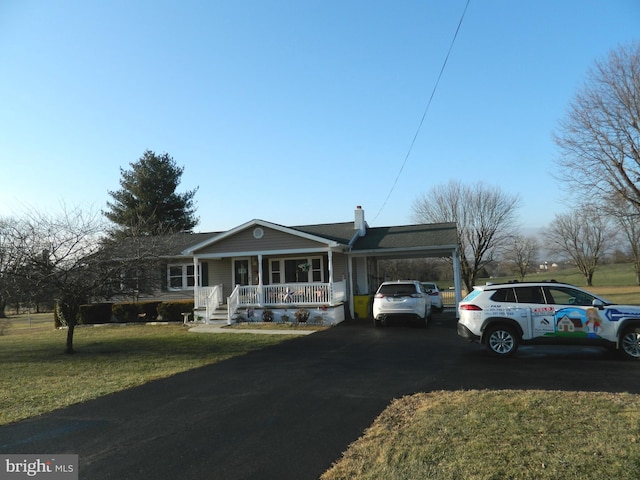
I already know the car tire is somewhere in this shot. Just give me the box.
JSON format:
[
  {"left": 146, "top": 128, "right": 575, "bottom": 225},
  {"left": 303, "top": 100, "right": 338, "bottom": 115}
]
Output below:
[
  {"left": 619, "top": 326, "right": 640, "bottom": 360},
  {"left": 485, "top": 325, "right": 519, "bottom": 357},
  {"left": 418, "top": 309, "right": 431, "bottom": 329}
]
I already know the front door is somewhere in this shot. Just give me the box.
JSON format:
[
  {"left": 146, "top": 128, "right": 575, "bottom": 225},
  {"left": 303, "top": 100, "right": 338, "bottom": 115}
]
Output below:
[{"left": 233, "top": 259, "right": 250, "bottom": 286}]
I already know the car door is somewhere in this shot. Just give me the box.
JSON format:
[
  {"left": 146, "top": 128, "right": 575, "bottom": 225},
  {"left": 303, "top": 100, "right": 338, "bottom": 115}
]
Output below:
[
  {"left": 543, "top": 285, "right": 612, "bottom": 341},
  {"left": 512, "top": 286, "right": 551, "bottom": 339}
]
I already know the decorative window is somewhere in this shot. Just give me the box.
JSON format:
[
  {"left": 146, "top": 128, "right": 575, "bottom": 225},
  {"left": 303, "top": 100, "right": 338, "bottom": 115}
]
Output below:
[{"left": 168, "top": 264, "right": 195, "bottom": 290}]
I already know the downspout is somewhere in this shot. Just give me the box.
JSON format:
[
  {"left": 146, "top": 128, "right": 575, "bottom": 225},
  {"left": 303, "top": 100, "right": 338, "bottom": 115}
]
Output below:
[
  {"left": 257, "top": 254, "right": 263, "bottom": 306},
  {"left": 453, "top": 248, "right": 463, "bottom": 318}
]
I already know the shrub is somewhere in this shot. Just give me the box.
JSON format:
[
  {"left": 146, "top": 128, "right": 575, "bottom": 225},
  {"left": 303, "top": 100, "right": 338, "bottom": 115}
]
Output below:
[
  {"left": 79, "top": 303, "right": 113, "bottom": 324},
  {"left": 112, "top": 303, "right": 141, "bottom": 323},
  {"left": 262, "top": 309, "right": 274, "bottom": 322},
  {"left": 295, "top": 308, "right": 310, "bottom": 322},
  {"left": 138, "top": 301, "right": 162, "bottom": 321},
  {"left": 157, "top": 300, "right": 194, "bottom": 322}
]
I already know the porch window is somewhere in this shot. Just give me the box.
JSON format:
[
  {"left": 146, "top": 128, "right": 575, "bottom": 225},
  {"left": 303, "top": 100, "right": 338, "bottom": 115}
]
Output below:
[
  {"left": 311, "top": 258, "right": 322, "bottom": 282},
  {"left": 269, "top": 257, "right": 324, "bottom": 283},
  {"left": 270, "top": 260, "right": 281, "bottom": 284},
  {"left": 168, "top": 264, "right": 195, "bottom": 290}
]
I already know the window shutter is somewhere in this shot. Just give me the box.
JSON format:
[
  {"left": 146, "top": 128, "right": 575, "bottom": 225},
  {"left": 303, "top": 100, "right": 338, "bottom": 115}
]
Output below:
[{"left": 201, "top": 262, "right": 209, "bottom": 287}]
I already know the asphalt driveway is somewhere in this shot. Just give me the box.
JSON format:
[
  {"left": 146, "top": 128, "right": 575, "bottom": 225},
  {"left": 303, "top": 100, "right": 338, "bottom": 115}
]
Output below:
[{"left": 2, "top": 312, "right": 639, "bottom": 479}]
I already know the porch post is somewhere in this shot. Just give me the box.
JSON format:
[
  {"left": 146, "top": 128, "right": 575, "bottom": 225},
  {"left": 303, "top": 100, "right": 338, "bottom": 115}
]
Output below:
[
  {"left": 257, "top": 254, "right": 264, "bottom": 306},
  {"left": 347, "top": 254, "right": 354, "bottom": 318},
  {"left": 193, "top": 256, "right": 200, "bottom": 309},
  {"left": 328, "top": 249, "right": 334, "bottom": 306}
]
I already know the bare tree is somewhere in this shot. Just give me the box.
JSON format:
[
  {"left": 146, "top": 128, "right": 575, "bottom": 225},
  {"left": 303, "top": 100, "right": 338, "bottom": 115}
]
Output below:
[
  {"left": 12, "top": 207, "right": 110, "bottom": 353},
  {"left": 554, "top": 41, "right": 640, "bottom": 212},
  {"left": 412, "top": 180, "right": 521, "bottom": 291},
  {"left": 545, "top": 207, "right": 615, "bottom": 286},
  {"left": 605, "top": 196, "right": 640, "bottom": 285},
  {"left": 503, "top": 234, "right": 539, "bottom": 281}
]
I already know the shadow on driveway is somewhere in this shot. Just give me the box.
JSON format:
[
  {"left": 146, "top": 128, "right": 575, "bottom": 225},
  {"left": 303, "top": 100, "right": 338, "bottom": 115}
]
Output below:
[{"left": 1, "top": 311, "right": 638, "bottom": 479}]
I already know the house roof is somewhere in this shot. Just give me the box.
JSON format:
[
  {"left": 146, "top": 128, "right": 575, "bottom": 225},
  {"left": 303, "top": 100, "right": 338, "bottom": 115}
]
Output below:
[
  {"left": 104, "top": 231, "right": 220, "bottom": 259},
  {"left": 289, "top": 221, "right": 359, "bottom": 245},
  {"left": 350, "top": 222, "right": 458, "bottom": 257},
  {"left": 105, "top": 218, "right": 458, "bottom": 261}
]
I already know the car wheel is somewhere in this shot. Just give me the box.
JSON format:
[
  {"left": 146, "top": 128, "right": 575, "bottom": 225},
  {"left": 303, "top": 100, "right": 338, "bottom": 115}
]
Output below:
[
  {"left": 619, "top": 326, "right": 640, "bottom": 360},
  {"left": 485, "top": 325, "right": 519, "bottom": 357}
]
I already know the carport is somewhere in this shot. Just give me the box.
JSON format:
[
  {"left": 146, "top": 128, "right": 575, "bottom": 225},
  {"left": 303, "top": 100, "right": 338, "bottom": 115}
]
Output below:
[{"left": 346, "top": 222, "right": 462, "bottom": 319}]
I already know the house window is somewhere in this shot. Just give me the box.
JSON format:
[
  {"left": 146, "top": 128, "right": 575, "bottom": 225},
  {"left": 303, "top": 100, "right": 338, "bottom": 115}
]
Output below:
[
  {"left": 168, "top": 264, "right": 195, "bottom": 290},
  {"left": 270, "top": 260, "right": 281, "bottom": 284},
  {"left": 311, "top": 258, "right": 322, "bottom": 282},
  {"left": 270, "top": 257, "right": 324, "bottom": 283}
]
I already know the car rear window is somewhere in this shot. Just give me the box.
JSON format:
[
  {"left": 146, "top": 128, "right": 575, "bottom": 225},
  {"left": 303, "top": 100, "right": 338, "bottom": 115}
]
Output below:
[{"left": 378, "top": 284, "right": 417, "bottom": 296}]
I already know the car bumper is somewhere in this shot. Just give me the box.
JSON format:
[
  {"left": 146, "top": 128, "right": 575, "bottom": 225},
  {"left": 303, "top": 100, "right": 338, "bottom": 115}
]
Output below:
[{"left": 457, "top": 322, "right": 480, "bottom": 342}]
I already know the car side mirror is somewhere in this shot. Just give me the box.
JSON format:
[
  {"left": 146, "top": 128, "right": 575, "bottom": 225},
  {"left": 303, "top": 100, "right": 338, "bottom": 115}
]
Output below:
[{"left": 592, "top": 298, "right": 604, "bottom": 309}]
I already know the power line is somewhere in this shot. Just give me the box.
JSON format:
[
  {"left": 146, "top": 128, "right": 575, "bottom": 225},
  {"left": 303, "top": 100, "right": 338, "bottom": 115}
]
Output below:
[{"left": 371, "top": 0, "right": 471, "bottom": 224}]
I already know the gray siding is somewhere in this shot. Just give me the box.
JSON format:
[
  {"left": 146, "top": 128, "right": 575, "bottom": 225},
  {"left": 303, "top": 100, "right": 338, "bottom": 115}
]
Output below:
[{"left": 195, "top": 226, "right": 329, "bottom": 255}]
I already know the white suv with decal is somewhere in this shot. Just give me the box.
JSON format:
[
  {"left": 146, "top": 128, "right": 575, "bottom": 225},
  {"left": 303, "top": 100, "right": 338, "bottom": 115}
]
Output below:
[{"left": 457, "top": 281, "right": 640, "bottom": 359}]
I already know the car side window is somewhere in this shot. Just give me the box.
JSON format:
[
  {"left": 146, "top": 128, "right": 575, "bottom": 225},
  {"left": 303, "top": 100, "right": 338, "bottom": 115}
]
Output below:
[
  {"left": 514, "top": 286, "right": 545, "bottom": 304},
  {"left": 546, "top": 286, "right": 595, "bottom": 306},
  {"left": 489, "top": 288, "right": 516, "bottom": 303}
]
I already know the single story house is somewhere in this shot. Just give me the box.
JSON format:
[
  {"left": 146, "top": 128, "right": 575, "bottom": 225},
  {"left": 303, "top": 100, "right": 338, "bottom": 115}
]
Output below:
[{"left": 175, "top": 206, "right": 463, "bottom": 325}]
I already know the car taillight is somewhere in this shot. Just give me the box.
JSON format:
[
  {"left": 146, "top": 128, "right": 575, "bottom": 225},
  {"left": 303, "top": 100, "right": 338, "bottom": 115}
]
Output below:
[{"left": 459, "top": 304, "right": 482, "bottom": 311}]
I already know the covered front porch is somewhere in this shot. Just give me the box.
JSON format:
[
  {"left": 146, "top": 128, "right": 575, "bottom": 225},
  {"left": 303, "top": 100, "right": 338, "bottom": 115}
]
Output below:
[{"left": 195, "top": 280, "right": 347, "bottom": 325}]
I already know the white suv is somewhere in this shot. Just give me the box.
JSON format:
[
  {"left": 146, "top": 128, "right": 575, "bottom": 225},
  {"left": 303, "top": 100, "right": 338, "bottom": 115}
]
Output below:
[
  {"left": 373, "top": 280, "right": 432, "bottom": 328},
  {"left": 457, "top": 281, "right": 640, "bottom": 359}
]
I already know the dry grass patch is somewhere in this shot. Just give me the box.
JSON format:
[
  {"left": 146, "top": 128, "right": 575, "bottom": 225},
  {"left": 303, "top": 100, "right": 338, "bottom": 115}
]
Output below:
[{"left": 322, "top": 390, "right": 640, "bottom": 480}]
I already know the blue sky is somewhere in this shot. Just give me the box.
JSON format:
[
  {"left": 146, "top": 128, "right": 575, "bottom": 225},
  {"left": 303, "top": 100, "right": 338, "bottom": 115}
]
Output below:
[{"left": 1, "top": 1, "right": 638, "bottom": 233}]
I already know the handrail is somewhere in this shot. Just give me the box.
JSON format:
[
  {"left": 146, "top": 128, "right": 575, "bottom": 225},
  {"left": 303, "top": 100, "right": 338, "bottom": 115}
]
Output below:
[
  {"left": 227, "top": 285, "right": 240, "bottom": 325},
  {"left": 205, "top": 284, "right": 223, "bottom": 323}
]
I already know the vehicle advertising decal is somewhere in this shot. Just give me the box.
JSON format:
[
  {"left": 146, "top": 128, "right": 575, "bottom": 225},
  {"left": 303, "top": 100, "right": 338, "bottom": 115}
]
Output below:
[
  {"left": 604, "top": 308, "right": 637, "bottom": 322},
  {"left": 532, "top": 306, "right": 555, "bottom": 335},
  {"left": 550, "top": 307, "right": 603, "bottom": 338}
]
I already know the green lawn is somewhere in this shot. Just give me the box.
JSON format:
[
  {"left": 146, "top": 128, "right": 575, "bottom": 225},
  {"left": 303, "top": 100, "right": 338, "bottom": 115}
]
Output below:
[
  {"left": 3, "top": 277, "right": 640, "bottom": 479},
  {"left": 321, "top": 390, "right": 640, "bottom": 480},
  {"left": 0, "top": 324, "right": 295, "bottom": 425}
]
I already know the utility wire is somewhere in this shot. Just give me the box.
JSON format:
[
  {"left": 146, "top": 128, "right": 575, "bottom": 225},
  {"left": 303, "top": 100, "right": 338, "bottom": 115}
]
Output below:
[{"left": 371, "top": 0, "right": 471, "bottom": 224}]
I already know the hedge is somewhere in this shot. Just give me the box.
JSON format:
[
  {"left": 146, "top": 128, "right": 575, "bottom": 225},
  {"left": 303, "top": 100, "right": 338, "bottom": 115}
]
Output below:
[
  {"left": 112, "top": 301, "right": 163, "bottom": 323},
  {"left": 157, "top": 300, "right": 194, "bottom": 322},
  {"left": 79, "top": 303, "right": 113, "bottom": 324}
]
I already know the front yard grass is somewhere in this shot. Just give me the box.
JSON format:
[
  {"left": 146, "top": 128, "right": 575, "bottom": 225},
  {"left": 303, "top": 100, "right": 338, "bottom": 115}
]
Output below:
[
  {"left": 0, "top": 324, "right": 295, "bottom": 426},
  {"left": 321, "top": 389, "right": 640, "bottom": 480}
]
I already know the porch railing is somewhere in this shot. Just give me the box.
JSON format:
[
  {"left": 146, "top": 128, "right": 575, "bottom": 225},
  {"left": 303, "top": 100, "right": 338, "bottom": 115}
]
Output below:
[
  {"left": 195, "top": 285, "right": 224, "bottom": 321},
  {"left": 226, "top": 280, "right": 347, "bottom": 324}
]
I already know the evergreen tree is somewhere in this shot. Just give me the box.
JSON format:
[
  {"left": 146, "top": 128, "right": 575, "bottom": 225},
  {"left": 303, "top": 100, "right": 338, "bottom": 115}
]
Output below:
[{"left": 104, "top": 150, "right": 199, "bottom": 236}]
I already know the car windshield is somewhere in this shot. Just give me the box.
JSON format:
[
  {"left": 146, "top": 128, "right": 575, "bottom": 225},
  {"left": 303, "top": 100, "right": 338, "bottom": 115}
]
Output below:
[{"left": 378, "top": 284, "right": 416, "bottom": 296}]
